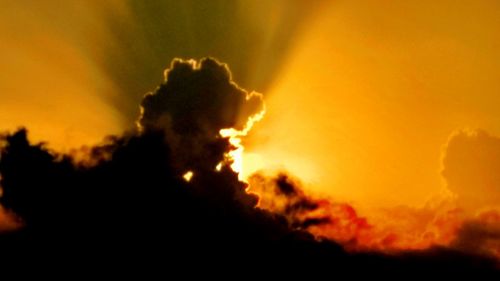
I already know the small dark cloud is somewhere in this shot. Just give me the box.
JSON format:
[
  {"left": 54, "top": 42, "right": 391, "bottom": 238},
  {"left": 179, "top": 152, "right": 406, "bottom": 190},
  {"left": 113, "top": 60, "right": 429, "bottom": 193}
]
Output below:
[
  {"left": 452, "top": 208, "right": 500, "bottom": 257},
  {"left": 248, "top": 172, "right": 327, "bottom": 229}
]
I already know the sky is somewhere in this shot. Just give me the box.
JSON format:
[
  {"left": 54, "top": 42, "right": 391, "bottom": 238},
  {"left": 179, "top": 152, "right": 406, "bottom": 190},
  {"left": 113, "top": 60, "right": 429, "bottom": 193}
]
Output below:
[
  {"left": 0, "top": 0, "right": 500, "bottom": 240},
  {"left": 243, "top": 0, "right": 500, "bottom": 208},
  {"left": 0, "top": 0, "right": 322, "bottom": 149}
]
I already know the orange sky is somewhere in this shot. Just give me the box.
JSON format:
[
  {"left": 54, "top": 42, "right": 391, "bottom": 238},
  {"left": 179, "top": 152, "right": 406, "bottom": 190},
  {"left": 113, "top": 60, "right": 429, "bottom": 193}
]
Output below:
[
  {"left": 243, "top": 0, "right": 500, "bottom": 208},
  {"left": 0, "top": 1, "right": 126, "bottom": 150},
  {"left": 1, "top": 0, "right": 499, "bottom": 211}
]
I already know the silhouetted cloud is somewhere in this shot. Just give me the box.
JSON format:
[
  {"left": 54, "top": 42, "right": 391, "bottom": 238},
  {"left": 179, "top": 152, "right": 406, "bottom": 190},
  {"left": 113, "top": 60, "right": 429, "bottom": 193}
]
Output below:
[
  {"left": 450, "top": 208, "right": 500, "bottom": 258},
  {"left": 138, "top": 58, "right": 262, "bottom": 172},
  {"left": 248, "top": 171, "right": 371, "bottom": 246},
  {"left": 0, "top": 59, "right": 497, "bottom": 275},
  {"left": 139, "top": 58, "right": 263, "bottom": 134}
]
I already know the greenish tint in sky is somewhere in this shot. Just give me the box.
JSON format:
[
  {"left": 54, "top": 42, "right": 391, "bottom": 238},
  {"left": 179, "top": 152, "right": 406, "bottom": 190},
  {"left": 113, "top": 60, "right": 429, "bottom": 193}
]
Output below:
[
  {"left": 0, "top": 0, "right": 323, "bottom": 141},
  {"left": 101, "top": 0, "right": 323, "bottom": 125}
]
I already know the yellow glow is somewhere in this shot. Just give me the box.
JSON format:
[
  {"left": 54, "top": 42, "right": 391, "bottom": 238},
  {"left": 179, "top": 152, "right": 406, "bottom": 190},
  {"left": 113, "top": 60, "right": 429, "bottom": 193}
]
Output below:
[
  {"left": 219, "top": 101, "right": 266, "bottom": 179},
  {"left": 183, "top": 171, "right": 194, "bottom": 182},
  {"left": 215, "top": 162, "right": 223, "bottom": 172},
  {"left": 240, "top": 151, "right": 319, "bottom": 185},
  {"left": 244, "top": 0, "right": 500, "bottom": 207}
]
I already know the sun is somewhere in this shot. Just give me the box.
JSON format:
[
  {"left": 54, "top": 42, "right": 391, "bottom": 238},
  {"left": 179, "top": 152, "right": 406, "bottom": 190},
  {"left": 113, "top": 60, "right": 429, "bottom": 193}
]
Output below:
[{"left": 219, "top": 102, "right": 266, "bottom": 180}]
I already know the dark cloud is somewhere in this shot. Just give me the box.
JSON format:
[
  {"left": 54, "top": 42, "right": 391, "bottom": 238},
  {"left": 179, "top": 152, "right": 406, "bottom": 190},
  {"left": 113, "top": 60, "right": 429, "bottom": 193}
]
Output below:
[
  {"left": 138, "top": 58, "right": 262, "bottom": 173},
  {"left": 249, "top": 171, "right": 374, "bottom": 248},
  {"left": 0, "top": 59, "right": 497, "bottom": 275},
  {"left": 451, "top": 208, "right": 500, "bottom": 257},
  {"left": 139, "top": 58, "right": 263, "bottom": 134},
  {"left": 248, "top": 172, "right": 330, "bottom": 229}
]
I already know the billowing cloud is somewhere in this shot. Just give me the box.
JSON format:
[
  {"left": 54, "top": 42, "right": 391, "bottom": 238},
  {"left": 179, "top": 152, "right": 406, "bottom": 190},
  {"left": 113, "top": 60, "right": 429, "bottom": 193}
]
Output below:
[
  {"left": 439, "top": 129, "right": 500, "bottom": 258},
  {"left": 138, "top": 58, "right": 263, "bottom": 172},
  {"left": 0, "top": 59, "right": 497, "bottom": 274},
  {"left": 452, "top": 208, "right": 500, "bottom": 257},
  {"left": 248, "top": 172, "right": 370, "bottom": 246},
  {"left": 442, "top": 129, "right": 500, "bottom": 210},
  {"left": 139, "top": 58, "right": 263, "bottom": 134},
  {"left": 250, "top": 171, "right": 457, "bottom": 252}
]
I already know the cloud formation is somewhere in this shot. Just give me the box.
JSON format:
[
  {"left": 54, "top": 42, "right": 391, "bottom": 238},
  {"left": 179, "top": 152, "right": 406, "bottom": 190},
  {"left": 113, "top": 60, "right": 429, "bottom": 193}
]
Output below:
[
  {"left": 0, "top": 59, "right": 497, "bottom": 275},
  {"left": 439, "top": 129, "right": 500, "bottom": 259},
  {"left": 442, "top": 129, "right": 500, "bottom": 210},
  {"left": 452, "top": 208, "right": 500, "bottom": 257},
  {"left": 138, "top": 58, "right": 263, "bottom": 172}
]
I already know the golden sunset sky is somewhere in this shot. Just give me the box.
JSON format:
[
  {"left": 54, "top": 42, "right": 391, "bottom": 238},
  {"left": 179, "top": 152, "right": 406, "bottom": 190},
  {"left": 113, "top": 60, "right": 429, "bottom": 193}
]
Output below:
[{"left": 1, "top": 0, "right": 499, "bottom": 210}]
